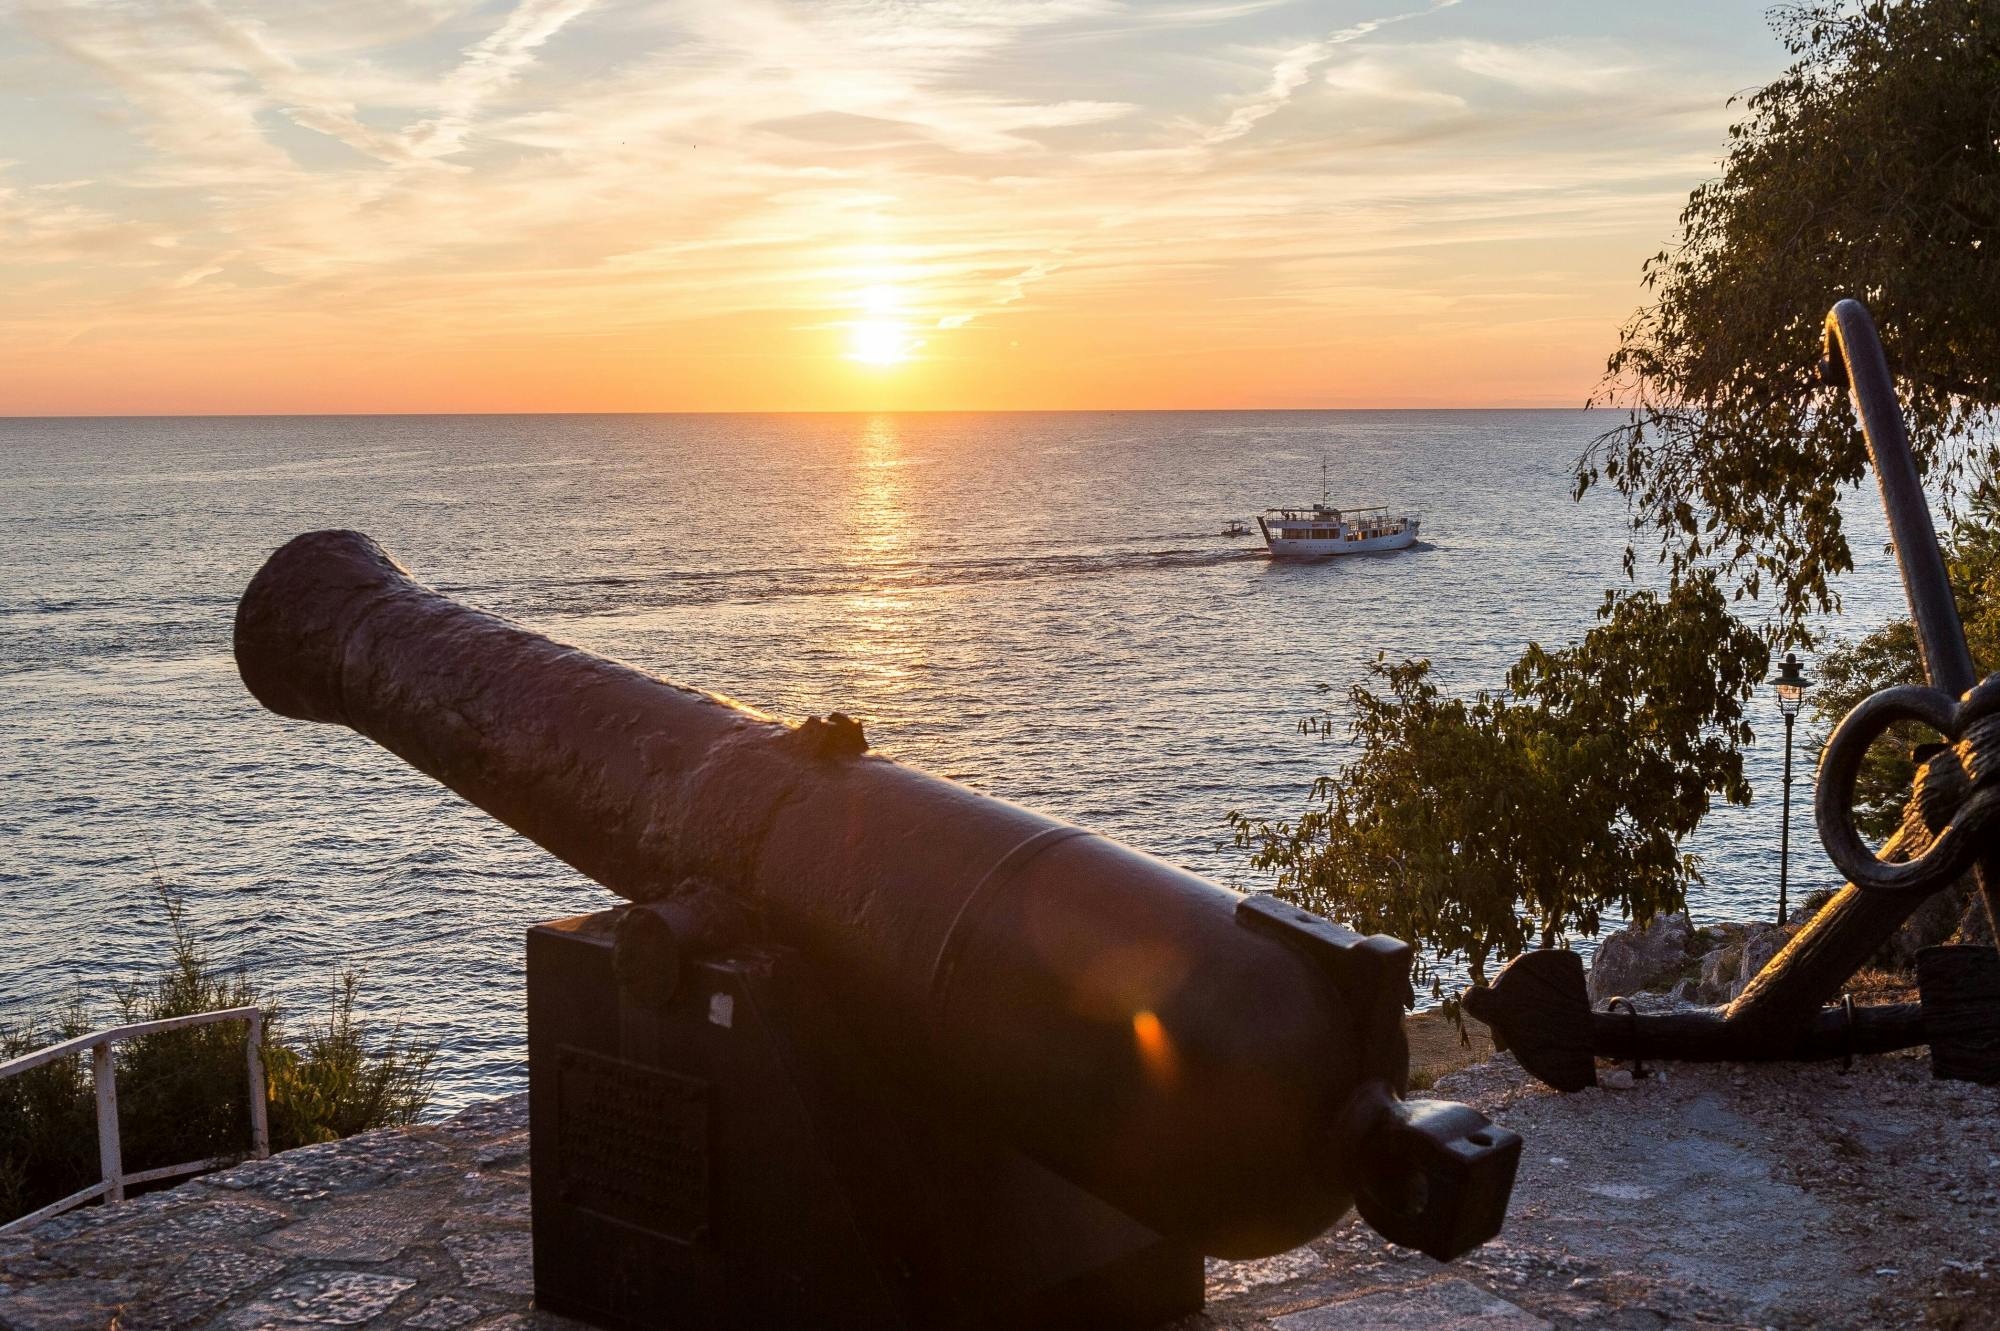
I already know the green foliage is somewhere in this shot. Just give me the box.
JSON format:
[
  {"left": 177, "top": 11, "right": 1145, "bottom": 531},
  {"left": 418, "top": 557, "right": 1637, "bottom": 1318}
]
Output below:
[
  {"left": 1581, "top": 0, "right": 2000, "bottom": 636},
  {"left": 264, "top": 973, "right": 435, "bottom": 1148},
  {"left": 1810, "top": 474, "right": 2000, "bottom": 840},
  {"left": 0, "top": 888, "right": 436, "bottom": 1226},
  {"left": 1233, "top": 0, "right": 1996, "bottom": 1012},
  {"left": 0, "top": 999, "right": 96, "bottom": 1227},
  {"left": 1232, "top": 575, "right": 1768, "bottom": 993},
  {"left": 1809, "top": 617, "right": 1925, "bottom": 842},
  {"left": 109, "top": 890, "right": 274, "bottom": 1184}
]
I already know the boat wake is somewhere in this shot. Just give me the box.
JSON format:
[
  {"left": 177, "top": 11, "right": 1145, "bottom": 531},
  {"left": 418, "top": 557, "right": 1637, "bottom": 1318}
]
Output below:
[
  {"left": 484, "top": 544, "right": 1269, "bottom": 619},
  {"left": 0, "top": 545, "right": 1270, "bottom": 674}
]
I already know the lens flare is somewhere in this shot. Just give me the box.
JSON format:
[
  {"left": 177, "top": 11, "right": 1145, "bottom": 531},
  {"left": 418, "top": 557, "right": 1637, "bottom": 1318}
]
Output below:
[{"left": 1132, "top": 1008, "right": 1181, "bottom": 1088}]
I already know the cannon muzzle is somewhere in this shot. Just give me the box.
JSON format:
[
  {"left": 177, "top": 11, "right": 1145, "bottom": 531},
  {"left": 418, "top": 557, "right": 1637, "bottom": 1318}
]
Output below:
[{"left": 236, "top": 530, "right": 1518, "bottom": 1262}]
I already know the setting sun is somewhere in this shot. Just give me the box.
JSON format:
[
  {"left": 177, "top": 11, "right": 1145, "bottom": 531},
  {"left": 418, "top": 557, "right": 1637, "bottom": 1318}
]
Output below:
[{"left": 849, "top": 320, "right": 914, "bottom": 367}]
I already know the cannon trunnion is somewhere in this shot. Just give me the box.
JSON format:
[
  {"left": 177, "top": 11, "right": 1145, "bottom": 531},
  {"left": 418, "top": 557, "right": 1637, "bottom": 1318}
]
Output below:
[{"left": 236, "top": 530, "right": 1522, "bottom": 1330}]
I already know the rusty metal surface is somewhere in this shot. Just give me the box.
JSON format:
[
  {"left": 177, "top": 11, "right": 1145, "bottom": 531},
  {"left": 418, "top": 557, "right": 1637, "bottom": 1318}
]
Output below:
[
  {"left": 1813, "top": 299, "right": 2000, "bottom": 912},
  {"left": 1816, "top": 680, "right": 2000, "bottom": 898},
  {"left": 1708, "top": 300, "right": 2000, "bottom": 1032},
  {"left": 235, "top": 529, "right": 1518, "bottom": 1261},
  {"left": 1822, "top": 299, "right": 1976, "bottom": 693}
]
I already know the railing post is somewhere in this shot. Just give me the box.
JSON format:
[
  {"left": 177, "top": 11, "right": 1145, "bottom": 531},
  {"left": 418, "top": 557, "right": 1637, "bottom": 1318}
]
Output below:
[
  {"left": 245, "top": 1009, "right": 271, "bottom": 1159},
  {"left": 92, "top": 1040, "right": 123, "bottom": 1203}
]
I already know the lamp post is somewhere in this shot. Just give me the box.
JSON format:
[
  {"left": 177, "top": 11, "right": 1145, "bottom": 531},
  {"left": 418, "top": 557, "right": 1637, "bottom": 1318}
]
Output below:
[{"left": 1773, "top": 651, "right": 1812, "bottom": 925}]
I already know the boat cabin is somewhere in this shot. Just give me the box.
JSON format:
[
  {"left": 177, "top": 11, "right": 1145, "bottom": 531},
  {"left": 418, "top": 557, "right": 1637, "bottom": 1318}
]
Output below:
[{"left": 1262, "top": 505, "right": 1401, "bottom": 543}]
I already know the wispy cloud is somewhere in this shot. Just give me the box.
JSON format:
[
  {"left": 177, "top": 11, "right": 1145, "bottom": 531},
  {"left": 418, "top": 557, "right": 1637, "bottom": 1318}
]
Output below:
[
  {"left": 1199, "top": 0, "right": 1460, "bottom": 147},
  {"left": 403, "top": 0, "right": 596, "bottom": 159},
  {"left": 0, "top": 164, "right": 150, "bottom": 263},
  {"left": 0, "top": 0, "right": 1775, "bottom": 411}
]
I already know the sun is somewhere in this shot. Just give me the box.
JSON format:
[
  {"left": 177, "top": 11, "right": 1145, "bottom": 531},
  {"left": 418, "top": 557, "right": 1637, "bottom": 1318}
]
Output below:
[{"left": 848, "top": 319, "right": 912, "bottom": 366}]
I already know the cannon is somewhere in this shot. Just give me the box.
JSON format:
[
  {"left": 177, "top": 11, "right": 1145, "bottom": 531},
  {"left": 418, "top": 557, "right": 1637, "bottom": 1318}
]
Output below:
[{"left": 234, "top": 530, "right": 1521, "bottom": 1331}]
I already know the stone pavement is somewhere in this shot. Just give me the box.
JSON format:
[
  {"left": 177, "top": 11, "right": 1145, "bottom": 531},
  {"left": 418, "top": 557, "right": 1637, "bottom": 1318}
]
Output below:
[
  {"left": 0, "top": 1096, "right": 536, "bottom": 1331},
  {"left": 3, "top": 1048, "right": 1998, "bottom": 1330},
  {"left": 0, "top": 1092, "right": 1545, "bottom": 1331}
]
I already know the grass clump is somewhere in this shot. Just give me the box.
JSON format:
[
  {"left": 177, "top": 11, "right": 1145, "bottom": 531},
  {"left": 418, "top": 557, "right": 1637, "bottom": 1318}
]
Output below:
[{"left": 1, "top": 887, "right": 436, "bottom": 1226}]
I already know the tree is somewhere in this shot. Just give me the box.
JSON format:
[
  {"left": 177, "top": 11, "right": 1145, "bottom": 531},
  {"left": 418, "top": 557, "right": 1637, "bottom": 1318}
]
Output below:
[
  {"left": 1237, "top": 1, "right": 1994, "bottom": 995},
  {"left": 1582, "top": 0, "right": 2000, "bottom": 636},
  {"left": 1231, "top": 575, "right": 1768, "bottom": 997}
]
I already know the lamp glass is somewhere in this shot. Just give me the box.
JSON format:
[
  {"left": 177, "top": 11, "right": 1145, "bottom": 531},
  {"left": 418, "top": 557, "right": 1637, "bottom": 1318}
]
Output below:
[{"left": 1775, "top": 682, "right": 1804, "bottom": 716}]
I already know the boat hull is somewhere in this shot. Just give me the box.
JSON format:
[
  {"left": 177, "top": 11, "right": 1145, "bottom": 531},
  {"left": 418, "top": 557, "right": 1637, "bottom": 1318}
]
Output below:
[{"left": 1260, "top": 521, "right": 1419, "bottom": 558}]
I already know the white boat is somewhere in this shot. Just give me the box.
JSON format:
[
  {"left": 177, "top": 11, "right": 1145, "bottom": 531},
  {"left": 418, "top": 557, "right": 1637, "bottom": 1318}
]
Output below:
[{"left": 1256, "top": 459, "right": 1419, "bottom": 558}]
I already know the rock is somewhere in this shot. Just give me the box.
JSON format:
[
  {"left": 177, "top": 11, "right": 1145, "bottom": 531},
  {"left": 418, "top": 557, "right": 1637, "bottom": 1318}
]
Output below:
[
  {"left": 443, "top": 1231, "right": 534, "bottom": 1297},
  {"left": 1271, "top": 1278, "right": 1551, "bottom": 1330},
  {"left": 1601, "top": 1068, "right": 1636, "bottom": 1090},
  {"left": 224, "top": 1271, "right": 416, "bottom": 1329},
  {"left": 1587, "top": 913, "right": 1694, "bottom": 1005},
  {"left": 1203, "top": 1248, "right": 1324, "bottom": 1300},
  {"left": 1668, "top": 978, "right": 1699, "bottom": 1004},
  {"left": 1729, "top": 924, "right": 1788, "bottom": 1001},
  {"left": 1875, "top": 876, "right": 1973, "bottom": 970},
  {"left": 1686, "top": 921, "right": 1799, "bottom": 1004},
  {"left": 0, "top": 1278, "right": 141, "bottom": 1331},
  {"left": 402, "top": 1296, "right": 484, "bottom": 1330},
  {"left": 1697, "top": 947, "right": 1734, "bottom": 1003}
]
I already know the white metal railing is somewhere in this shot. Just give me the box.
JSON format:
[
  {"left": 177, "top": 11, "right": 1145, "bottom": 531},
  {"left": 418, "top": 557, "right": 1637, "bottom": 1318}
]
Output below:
[
  {"left": 1263, "top": 507, "right": 1420, "bottom": 524},
  {"left": 0, "top": 1006, "right": 270, "bottom": 1233}
]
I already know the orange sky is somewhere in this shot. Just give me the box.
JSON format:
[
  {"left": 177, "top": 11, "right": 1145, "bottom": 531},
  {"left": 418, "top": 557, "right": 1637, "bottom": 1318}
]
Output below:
[{"left": 0, "top": 2, "right": 1782, "bottom": 414}]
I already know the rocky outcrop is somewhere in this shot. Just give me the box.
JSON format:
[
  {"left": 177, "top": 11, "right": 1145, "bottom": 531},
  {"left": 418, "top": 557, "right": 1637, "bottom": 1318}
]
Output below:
[
  {"left": 1742, "top": 925, "right": 1787, "bottom": 983},
  {"left": 1585, "top": 913, "right": 1694, "bottom": 1006},
  {"left": 1877, "top": 876, "right": 1978, "bottom": 971},
  {"left": 1586, "top": 915, "right": 1803, "bottom": 1007},
  {"left": 1697, "top": 922, "right": 1789, "bottom": 1004}
]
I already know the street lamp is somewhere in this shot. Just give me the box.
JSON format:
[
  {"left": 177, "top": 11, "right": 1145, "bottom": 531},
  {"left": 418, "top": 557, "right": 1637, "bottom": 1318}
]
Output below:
[{"left": 1773, "top": 651, "right": 1812, "bottom": 925}]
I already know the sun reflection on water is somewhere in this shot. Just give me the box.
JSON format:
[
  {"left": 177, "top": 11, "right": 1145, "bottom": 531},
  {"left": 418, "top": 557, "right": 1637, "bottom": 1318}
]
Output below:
[{"left": 832, "top": 416, "right": 927, "bottom": 701}]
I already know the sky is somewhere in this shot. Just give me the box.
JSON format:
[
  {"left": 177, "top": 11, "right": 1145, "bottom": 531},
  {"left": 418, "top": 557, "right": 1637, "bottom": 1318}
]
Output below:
[{"left": 0, "top": 0, "right": 1790, "bottom": 414}]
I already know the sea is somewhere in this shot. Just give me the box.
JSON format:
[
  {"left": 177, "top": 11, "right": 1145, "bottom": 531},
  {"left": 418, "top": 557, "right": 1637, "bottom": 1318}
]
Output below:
[{"left": 0, "top": 411, "right": 1910, "bottom": 1110}]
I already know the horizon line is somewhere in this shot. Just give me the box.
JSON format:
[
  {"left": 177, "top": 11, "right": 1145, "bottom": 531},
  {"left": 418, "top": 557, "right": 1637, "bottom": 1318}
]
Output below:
[{"left": 1, "top": 404, "right": 1601, "bottom": 422}]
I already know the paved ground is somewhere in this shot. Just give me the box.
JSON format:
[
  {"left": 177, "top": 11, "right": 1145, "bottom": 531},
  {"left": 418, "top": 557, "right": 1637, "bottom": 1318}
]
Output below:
[
  {"left": 1194, "top": 1050, "right": 2000, "bottom": 1330},
  {"left": 1, "top": 1049, "right": 1996, "bottom": 1330}
]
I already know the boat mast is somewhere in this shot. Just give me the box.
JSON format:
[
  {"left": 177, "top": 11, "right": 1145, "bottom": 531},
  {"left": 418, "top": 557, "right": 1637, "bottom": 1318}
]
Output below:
[{"left": 1321, "top": 455, "right": 1329, "bottom": 507}]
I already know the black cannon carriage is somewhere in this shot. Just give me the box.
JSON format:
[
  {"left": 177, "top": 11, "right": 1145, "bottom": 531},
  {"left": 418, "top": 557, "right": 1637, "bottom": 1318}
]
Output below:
[{"left": 235, "top": 531, "right": 1521, "bottom": 1331}]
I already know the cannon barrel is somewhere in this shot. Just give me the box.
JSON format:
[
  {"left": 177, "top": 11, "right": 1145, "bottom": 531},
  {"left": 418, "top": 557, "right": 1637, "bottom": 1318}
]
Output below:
[{"left": 235, "top": 530, "right": 1518, "bottom": 1261}]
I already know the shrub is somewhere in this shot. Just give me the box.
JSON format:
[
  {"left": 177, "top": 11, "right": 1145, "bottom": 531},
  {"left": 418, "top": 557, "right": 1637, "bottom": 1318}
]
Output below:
[
  {"left": 0, "top": 999, "right": 97, "bottom": 1226},
  {"left": 1232, "top": 574, "right": 1768, "bottom": 1001},
  {"left": 263, "top": 971, "right": 434, "bottom": 1148},
  {"left": 0, "top": 888, "right": 436, "bottom": 1226}
]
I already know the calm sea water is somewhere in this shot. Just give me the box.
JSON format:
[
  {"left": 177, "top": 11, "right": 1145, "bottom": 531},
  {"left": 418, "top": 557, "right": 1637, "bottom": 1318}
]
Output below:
[{"left": 0, "top": 411, "right": 1907, "bottom": 1108}]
